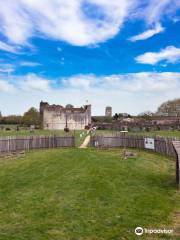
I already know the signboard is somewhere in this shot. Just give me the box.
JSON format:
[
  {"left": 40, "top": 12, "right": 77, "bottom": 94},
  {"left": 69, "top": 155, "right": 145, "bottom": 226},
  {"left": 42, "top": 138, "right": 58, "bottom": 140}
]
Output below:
[{"left": 144, "top": 138, "right": 155, "bottom": 150}]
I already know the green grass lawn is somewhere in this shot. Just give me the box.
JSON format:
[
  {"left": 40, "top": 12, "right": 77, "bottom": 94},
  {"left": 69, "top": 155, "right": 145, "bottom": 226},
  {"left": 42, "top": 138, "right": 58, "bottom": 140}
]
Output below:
[
  {"left": 0, "top": 148, "right": 179, "bottom": 240},
  {"left": 0, "top": 129, "right": 72, "bottom": 137}
]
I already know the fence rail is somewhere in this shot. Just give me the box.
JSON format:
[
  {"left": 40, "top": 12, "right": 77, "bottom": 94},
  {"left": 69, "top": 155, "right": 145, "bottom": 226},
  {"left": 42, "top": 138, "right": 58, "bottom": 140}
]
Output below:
[
  {"left": 0, "top": 135, "right": 75, "bottom": 152},
  {"left": 90, "top": 133, "right": 179, "bottom": 157}
]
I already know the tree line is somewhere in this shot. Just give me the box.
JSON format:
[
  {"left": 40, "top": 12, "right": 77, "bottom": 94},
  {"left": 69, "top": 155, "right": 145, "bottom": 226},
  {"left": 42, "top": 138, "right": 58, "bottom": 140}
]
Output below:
[{"left": 0, "top": 108, "right": 40, "bottom": 126}]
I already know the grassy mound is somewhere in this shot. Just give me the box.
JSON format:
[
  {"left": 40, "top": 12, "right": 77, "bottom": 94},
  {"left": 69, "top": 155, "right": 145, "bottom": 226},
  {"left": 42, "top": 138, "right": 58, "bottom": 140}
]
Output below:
[{"left": 0, "top": 148, "right": 179, "bottom": 239}]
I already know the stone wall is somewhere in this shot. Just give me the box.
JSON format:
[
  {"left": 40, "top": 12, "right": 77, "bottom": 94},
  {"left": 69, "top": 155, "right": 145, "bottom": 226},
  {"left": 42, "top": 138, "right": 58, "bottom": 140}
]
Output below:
[{"left": 40, "top": 101, "right": 91, "bottom": 130}]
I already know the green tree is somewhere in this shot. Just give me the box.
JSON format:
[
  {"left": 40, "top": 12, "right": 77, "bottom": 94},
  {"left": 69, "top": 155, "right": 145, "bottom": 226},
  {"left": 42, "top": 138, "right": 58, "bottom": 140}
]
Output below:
[
  {"left": 113, "top": 113, "right": 119, "bottom": 120},
  {"left": 0, "top": 115, "right": 22, "bottom": 124},
  {"left": 22, "top": 107, "right": 40, "bottom": 126},
  {"left": 156, "top": 98, "right": 180, "bottom": 116},
  {"left": 138, "top": 111, "right": 154, "bottom": 120}
]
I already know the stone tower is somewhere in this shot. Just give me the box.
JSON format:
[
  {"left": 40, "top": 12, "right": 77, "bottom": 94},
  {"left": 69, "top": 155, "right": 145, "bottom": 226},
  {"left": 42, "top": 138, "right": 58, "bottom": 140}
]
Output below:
[
  {"left": 105, "top": 106, "right": 112, "bottom": 117},
  {"left": 40, "top": 101, "right": 49, "bottom": 129}
]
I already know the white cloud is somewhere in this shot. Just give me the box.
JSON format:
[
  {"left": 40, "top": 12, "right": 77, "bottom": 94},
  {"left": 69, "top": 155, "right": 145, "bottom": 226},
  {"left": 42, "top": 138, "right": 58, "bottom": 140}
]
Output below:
[
  {"left": 63, "top": 74, "right": 95, "bottom": 89},
  {"left": 0, "top": 1, "right": 179, "bottom": 47},
  {"left": 137, "top": 0, "right": 179, "bottom": 24},
  {"left": 0, "top": 1, "right": 33, "bottom": 45},
  {"left": 136, "top": 46, "right": 180, "bottom": 64},
  {"left": 20, "top": 74, "right": 51, "bottom": 92},
  {"left": 0, "top": 40, "right": 18, "bottom": 53},
  {"left": 3, "top": 71, "right": 176, "bottom": 94},
  {"left": 0, "top": 61, "right": 40, "bottom": 74},
  {"left": 0, "top": 73, "right": 52, "bottom": 92},
  {"left": 0, "top": 72, "right": 179, "bottom": 115},
  {"left": 129, "top": 23, "right": 164, "bottom": 42},
  {"left": 0, "top": 0, "right": 134, "bottom": 46},
  {"left": 0, "top": 80, "right": 14, "bottom": 92},
  {"left": 19, "top": 61, "right": 41, "bottom": 67},
  {"left": 0, "top": 63, "right": 15, "bottom": 73},
  {"left": 62, "top": 72, "right": 180, "bottom": 93}
]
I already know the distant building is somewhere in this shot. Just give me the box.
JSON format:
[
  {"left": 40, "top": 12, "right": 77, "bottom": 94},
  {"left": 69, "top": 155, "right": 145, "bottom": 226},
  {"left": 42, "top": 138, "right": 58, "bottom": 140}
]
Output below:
[
  {"left": 105, "top": 106, "right": 112, "bottom": 117},
  {"left": 40, "top": 101, "right": 91, "bottom": 130}
]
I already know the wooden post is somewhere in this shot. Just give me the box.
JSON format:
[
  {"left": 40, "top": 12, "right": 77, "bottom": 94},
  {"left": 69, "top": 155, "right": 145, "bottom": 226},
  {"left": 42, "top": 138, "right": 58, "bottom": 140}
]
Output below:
[{"left": 172, "top": 141, "right": 180, "bottom": 190}]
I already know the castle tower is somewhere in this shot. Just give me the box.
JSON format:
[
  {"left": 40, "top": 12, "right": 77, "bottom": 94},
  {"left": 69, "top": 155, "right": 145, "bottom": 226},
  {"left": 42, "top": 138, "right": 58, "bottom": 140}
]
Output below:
[
  {"left": 40, "top": 101, "right": 49, "bottom": 129},
  {"left": 87, "top": 105, "right": 91, "bottom": 125},
  {"left": 105, "top": 106, "right": 112, "bottom": 117}
]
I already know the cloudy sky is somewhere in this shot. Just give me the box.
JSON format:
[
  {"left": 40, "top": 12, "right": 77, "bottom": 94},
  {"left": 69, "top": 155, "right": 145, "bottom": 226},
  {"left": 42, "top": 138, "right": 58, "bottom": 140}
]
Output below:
[{"left": 0, "top": 0, "right": 179, "bottom": 116}]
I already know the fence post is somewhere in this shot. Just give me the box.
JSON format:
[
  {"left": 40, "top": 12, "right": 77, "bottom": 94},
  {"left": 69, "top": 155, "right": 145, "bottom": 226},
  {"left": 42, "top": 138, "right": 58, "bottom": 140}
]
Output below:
[{"left": 172, "top": 141, "right": 180, "bottom": 190}]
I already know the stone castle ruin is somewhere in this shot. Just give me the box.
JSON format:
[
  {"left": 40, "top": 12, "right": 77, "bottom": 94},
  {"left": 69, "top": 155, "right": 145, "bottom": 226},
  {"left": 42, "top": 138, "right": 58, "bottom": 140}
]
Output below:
[{"left": 40, "top": 101, "right": 91, "bottom": 130}]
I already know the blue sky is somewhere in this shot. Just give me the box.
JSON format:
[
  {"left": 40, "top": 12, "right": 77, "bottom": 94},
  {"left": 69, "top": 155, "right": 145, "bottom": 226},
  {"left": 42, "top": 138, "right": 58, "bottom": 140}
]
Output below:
[{"left": 0, "top": 0, "right": 180, "bottom": 115}]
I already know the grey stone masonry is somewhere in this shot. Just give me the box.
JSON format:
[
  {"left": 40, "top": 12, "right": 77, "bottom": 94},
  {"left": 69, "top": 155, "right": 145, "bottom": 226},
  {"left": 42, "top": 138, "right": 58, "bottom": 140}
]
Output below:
[{"left": 40, "top": 101, "right": 91, "bottom": 130}]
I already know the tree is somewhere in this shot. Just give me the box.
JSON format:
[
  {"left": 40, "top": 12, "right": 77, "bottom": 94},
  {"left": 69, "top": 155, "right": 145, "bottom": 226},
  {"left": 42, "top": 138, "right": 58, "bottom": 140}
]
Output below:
[
  {"left": 22, "top": 107, "right": 40, "bottom": 126},
  {"left": 138, "top": 111, "right": 154, "bottom": 116},
  {"left": 113, "top": 113, "right": 119, "bottom": 120},
  {"left": 0, "top": 115, "right": 22, "bottom": 124},
  {"left": 113, "top": 113, "right": 132, "bottom": 120},
  {"left": 66, "top": 104, "right": 74, "bottom": 108},
  {"left": 156, "top": 98, "right": 180, "bottom": 116},
  {"left": 138, "top": 111, "right": 154, "bottom": 120}
]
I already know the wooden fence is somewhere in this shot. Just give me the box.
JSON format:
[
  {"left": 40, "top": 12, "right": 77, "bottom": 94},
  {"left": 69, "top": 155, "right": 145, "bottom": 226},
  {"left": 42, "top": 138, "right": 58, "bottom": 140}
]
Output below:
[
  {"left": 90, "top": 133, "right": 179, "bottom": 157},
  {"left": 173, "top": 141, "right": 180, "bottom": 189},
  {"left": 0, "top": 135, "right": 75, "bottom": 153}
]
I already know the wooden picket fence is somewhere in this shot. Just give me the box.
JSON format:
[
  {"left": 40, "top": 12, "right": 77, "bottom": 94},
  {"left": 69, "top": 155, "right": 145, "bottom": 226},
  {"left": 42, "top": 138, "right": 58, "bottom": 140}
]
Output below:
[
  {"left": 90, "top": 133, "right": 179, "bottom": 157},
  {"left": 0, "top": 135, "right": 75, "bottom": 153}
]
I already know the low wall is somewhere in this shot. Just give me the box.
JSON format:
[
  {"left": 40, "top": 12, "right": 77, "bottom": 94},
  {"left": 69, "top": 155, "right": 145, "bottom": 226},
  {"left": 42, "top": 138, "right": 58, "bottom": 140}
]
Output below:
[{"left": 0, "top": 135, "right": 75, "bottom": 153}]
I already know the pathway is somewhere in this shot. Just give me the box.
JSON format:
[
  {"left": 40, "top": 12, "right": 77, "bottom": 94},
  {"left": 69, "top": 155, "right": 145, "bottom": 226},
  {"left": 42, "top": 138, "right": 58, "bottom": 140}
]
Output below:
[{"left": 79, "top": 135, "right": 90, "bottom": 148}]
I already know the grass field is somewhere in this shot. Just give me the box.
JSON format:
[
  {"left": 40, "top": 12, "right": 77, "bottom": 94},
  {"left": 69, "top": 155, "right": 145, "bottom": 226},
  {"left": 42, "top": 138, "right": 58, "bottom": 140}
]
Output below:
[
  {"left": 0, "top": 148, "right": 179, "bottom": 239},
  {"left": 0, "top": 129, "right": 73, "bottom": 137}
]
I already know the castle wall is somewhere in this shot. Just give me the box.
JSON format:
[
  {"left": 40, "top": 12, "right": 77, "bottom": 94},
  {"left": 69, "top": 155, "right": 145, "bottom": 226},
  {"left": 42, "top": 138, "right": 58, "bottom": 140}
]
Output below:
[{"left": 40, "top": 102, "right": 91, "bottom": 130}]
